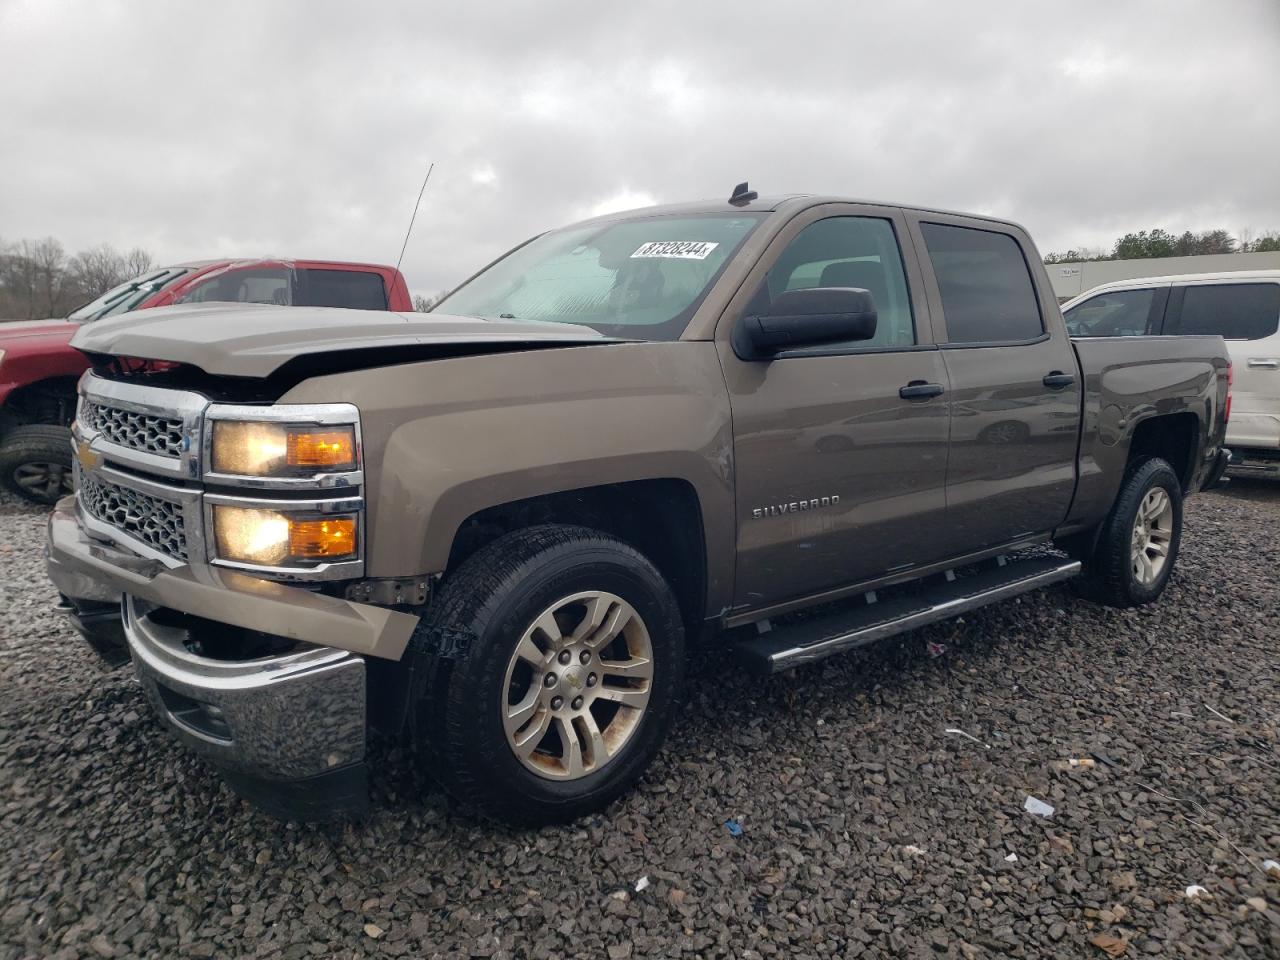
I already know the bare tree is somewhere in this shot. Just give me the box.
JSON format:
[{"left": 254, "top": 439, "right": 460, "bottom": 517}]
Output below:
[
  {"left": 71, "top": 244, "right": 130, "bottom": 297},
  {"left": 413, "top": 289, "right": 451, "bottom": 312},
  {"left": 122, "top": 247, "right": 154, "bottom": 278}
]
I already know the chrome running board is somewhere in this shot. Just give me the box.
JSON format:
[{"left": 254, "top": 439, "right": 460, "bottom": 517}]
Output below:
[{"left": 737, "top": 558, "right": 1081, "bottom": 674}]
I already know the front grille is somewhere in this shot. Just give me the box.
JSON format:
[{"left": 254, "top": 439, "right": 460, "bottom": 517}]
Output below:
[
  {"left": 79, "top": 473, "right": 188, "bottom": 562},
  {"left": 81, "top": 400, "right": 185, "bottom": 459}
]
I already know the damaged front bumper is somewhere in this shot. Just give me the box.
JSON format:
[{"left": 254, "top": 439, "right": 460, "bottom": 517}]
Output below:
[{"left": 46, "top": 497, "right": 420, "bottom": 819}]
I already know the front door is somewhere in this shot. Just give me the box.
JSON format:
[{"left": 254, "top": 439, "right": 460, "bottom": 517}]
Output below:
[
  {"left": 909, "top": 215, "right": 1082, "bottom": 552},
  {"left": 716, "top": 205, "right": 952, "bottom": 612}
]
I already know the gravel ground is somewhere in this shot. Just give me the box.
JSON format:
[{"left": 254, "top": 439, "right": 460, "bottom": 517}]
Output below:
[{"left": 2, "top": 483, "right": 1278, "bottom": 959}]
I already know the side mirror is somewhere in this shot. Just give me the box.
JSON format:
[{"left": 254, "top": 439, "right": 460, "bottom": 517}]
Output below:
[{"left": 733, "top": 287, "right": 878, "bottom": 359}]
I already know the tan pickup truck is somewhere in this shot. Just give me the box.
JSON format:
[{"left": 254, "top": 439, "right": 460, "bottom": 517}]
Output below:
[{"left": 47, "top": 189, "right": 1230, "bottom": 822}]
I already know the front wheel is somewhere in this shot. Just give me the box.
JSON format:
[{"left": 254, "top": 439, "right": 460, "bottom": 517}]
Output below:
[
  {"left": 0, "top": 424, "right": 74, "bottom": 505},
  {"left": 411, "top": 525, "right": 685, "bottom": 824},
  {"left": 1079, "top": 457, "right": 1183, "bottom": 607}
]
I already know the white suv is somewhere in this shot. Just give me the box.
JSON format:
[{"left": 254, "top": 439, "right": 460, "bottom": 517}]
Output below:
[{"left": 1063, "top": 270, "right": 1280, "bottom": 478}]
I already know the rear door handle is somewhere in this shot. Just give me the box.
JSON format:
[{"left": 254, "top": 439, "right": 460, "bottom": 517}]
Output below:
[
  {"left": 899, "top": 381, "right": 944, "bottom": 400},
  {"left": 1247, "top": 358, "right": 1279, "bottom": 369},
  {"left": 1043, "top": 371, "right": 1076, "bottom": 389}
]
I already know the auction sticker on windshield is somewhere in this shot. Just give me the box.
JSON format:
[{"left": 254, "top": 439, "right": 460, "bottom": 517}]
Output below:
[{"left": 631, "top": 241, "right": 719, "bottom": 260}]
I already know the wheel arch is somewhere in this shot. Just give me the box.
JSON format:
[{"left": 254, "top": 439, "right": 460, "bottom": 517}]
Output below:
[{"left": 441, "top": 478, "right": 711, "bottom": 631}]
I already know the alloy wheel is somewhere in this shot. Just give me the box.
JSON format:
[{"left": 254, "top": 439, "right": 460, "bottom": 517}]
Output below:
[
  {"left": 13, "top": 461, "right": 72, "bottom": 502},
  {"left": 1130, "top": 487, "right": 1173, "bottom": 586},
  {"left": 501, "top": 591, "right": 654, "bottom": 780}
]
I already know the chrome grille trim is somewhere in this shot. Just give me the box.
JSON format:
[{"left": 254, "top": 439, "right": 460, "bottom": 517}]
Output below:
[
  {"left": 75, "top": 373, "right": 207, "bottom": 480},
  {"left": 81, "top": 400, "right": 186, "bottom": 459},
  {"left": 74, "top": 461, "right": 204, "bottom": 570},
  {"left": 79, "top": 472, "right": 188, "bottom": 562}
]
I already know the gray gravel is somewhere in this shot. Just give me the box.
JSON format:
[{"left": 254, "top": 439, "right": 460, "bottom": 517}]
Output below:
[{"left": 2, "top": 483, "right": 1278, "bottom": 959}]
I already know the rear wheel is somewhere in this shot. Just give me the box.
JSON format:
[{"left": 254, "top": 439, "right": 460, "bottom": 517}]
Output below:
[
  {"left": 1079, "top": 457, "right": 1183, "bottom": 607},
  {"left": 411, "top": 525, "right": 684, "bottom": 824},
  {"left": 0, "top": 425, "right": 74, "bottom": 505}
]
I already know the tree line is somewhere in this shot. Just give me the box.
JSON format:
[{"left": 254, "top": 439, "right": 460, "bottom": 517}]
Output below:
[
  {"left": 1, "top": 237, "right": 155, "bottom": 320},
  {"left": 1044, "top": 227, "right": 1280, "bottom": 264}
]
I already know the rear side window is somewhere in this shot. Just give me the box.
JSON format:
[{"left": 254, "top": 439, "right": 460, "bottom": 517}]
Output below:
[
  {"left": 1064, "top": 288, "right": 1157, "bottom": 337},
  {"left": 1167, "top": 283, "right": 1280, "bottom": 340},
  {"left": 920, "top": 223, "right": 1044, "bottom": 344},
  {"left": 295, "top": 269, "right": 388, "bottom": 310}
]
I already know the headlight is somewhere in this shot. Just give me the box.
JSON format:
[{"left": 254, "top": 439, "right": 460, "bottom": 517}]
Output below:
[
  {"left": 212, "top": 505, "right": 358, "bottom": 566},
  {"left": 210, "top": 421, "right": 357, "bottom": 477}
]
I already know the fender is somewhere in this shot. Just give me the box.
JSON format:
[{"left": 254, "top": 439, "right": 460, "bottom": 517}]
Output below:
[
  {"left": 0, "top": 327, "right": 87, "bottom": 410},
  {"left": 1064, "top": 336, "right": 1227, "bottom": 529},
  {"left": 281, "top": 341, "right": 738, "bottom": 615}
]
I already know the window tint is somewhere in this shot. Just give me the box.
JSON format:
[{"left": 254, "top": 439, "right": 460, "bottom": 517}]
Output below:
[
  {"left": 1063, "top": 288, "right": 1156, "bottom": 337},
  {"left": 1168, "top": 283, "right": 1280, "bottom": 340},
  {"left": 920, "top": 223, "right": 1044, "bottom": 344},
  {"left": 751, "top": 216, "right": 915, "bottom": 351},
  {"left": 295, "top": 269, "right": 388, "bottom": 310}
]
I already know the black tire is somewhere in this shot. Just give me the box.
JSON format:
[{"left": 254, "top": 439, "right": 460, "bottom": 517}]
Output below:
[
  {"left": 0, "top": 424, "right": 74, "bottom": 505},
  {"left": 1079, "top": 457, "right": 1183, "bottom": 608},
  {"left": 411, "top": 524, "right": 685, "bottom": 825}
]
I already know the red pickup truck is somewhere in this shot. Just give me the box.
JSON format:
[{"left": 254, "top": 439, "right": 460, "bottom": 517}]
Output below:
[{"left": 0, "top": 259, "right": 413, "bottom": 503}]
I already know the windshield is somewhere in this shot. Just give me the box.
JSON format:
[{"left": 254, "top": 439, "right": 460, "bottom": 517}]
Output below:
[
  {"left": 67, "top": 268, "right": 190, "bottom": 322},
  {"left": 435, "top": 213, "right": 765, "bottom": 340}
]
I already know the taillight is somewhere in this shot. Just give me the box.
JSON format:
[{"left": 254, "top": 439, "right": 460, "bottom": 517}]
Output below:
[{"left": 1224, "top": 362, "right": 1233, "bottom": 424}]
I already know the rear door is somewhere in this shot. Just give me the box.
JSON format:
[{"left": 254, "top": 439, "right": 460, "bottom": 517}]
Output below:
[
  {"left": 1164, "top": 280, "right": 1280, "bottom": 450},
  {"left": 908, "top": 214, "right": 1082, "bottom": 554},
  {"left": 716, "top": 204, "right": 952, "bottom": 610}
]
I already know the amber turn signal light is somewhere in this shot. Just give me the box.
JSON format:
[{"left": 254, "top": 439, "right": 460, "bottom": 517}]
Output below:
[{"left": 287, "top": 517, "right": 358, "bottom": 559}]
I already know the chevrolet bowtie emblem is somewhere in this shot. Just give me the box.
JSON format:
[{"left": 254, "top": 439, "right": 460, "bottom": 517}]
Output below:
[{"left": 75, "top": 438, "right": 101, "bottom": 472}]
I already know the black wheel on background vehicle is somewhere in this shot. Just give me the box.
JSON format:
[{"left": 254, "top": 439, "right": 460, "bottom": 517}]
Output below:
[
  {"left": 411, "top": 524, "right": 685, "bottom": 825},
  {"left": 1079, "top": 456, "right": 1183, "bottom": 608},
  {"left": 0, "top": 425, "right": 74, "bottom": 505}
]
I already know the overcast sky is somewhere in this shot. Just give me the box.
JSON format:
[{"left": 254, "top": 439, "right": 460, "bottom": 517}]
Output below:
[{"left": 2, "top": 0, "right": 1277, "bottom": 300}]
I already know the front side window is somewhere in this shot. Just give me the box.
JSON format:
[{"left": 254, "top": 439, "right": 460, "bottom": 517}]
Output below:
[
  {"left": 435, "top": 213, "right": 764, "bottom": 341},
  {"left": 1064, "top": 288, "right": 1156, "bottom": 337},
  {"left": 920, "top": 223, "right": 1044, "bottom": 344},
  {"left": 749, "top": 215, "right": 916, "bottom": 351},
  {"left": 1167, "top": 283, "right": 1280, "bottom": 340},
  {"left": 177, "top": 268, "right": 292, "bottom": 306}
]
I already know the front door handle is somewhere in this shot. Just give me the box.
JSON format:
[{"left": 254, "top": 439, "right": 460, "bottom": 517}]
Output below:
[
  {"left": 1043, "top": 371, "right": 1076, "bottom": 389},
  {"left": 899, "top": 381, "right": 944, "bottom": 400},
  {"left": 1247, "top": 358, "right": 1279, "bottom": 369}
]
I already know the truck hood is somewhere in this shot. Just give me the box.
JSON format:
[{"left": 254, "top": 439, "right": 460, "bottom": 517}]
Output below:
[
  {"left": 0, "top": 319, "right": 79, "bottom": 343},
  {"left": 70, "top": 303, "right": 620, "bottom": 378}
]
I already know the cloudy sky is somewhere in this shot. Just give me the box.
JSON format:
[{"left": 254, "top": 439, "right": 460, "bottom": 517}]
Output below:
[{"left": 1, "top": 0, "right": 1277, "bottom": 300}]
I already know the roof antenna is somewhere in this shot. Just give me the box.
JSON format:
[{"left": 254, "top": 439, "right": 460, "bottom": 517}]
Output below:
[
  {"left": 729, "top": 181, "right": 758, "bottom": 206},
  {"left": 395, "top": 161, "right": 435, "bottom": 275}
]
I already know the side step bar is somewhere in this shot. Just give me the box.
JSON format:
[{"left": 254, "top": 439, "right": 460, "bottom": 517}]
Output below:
[{"left": 736, "top": 557, "right": 1081, "bottom": 674}]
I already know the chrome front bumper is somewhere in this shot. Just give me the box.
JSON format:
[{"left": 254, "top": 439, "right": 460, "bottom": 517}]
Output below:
[
  {"left": 45, "top": 495, "right": 419, "bottom": 818},
  {"left": 122, "top": 596, "right": 365, "bottom": 780}
]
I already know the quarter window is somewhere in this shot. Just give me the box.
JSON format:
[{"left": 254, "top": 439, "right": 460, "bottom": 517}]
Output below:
[
  {"left": 920, "top": 223, "right": 1044, "bottom": 344},
  {"left": 751, "top": 216, "right": 916, "bottom": 351},
  {"left": 1168, "top": 283, "right": 1280, "bottom": 340}
]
